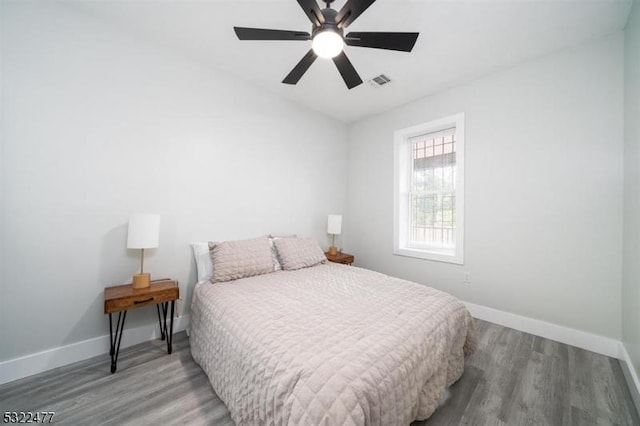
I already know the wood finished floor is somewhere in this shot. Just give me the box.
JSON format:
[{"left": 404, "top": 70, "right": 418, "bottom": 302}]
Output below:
[{"left": 1, "top": 319, "right": 637, "bottom": 425}]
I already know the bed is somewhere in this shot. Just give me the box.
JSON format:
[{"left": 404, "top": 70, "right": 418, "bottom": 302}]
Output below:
[{"left": 189, "top": 237, "right": 475, "bottom": 425}]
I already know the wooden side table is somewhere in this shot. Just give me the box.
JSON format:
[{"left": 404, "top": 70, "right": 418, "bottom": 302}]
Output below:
[
  {"left": 104, "top": 279, "right": 179, "bottom": 373},
  {"left": 325, "top": 251, "right": 354, "bottom": 265}
]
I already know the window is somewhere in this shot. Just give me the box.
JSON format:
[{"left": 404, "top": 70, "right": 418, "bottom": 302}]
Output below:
[{"left": 394, "top": 113, "right": 465, "bottom": 264}]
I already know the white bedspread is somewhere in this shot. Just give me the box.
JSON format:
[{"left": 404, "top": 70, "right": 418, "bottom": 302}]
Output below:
[{"left": 189, "top": 263, "right": 475, "bottom": 425}]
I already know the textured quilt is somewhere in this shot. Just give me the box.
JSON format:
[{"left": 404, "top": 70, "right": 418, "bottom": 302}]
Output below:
[{"left": 189, "top": 263, "right": 476, "bottom": 425}]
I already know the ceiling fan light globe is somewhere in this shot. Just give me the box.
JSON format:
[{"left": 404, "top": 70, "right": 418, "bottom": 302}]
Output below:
[{"left": 312, "top": 31, "right": 344, "bottom": 58}]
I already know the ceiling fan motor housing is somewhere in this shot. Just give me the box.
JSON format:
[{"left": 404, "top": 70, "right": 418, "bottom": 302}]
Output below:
[{"left": 312, "top": 8, "right": 343, "bottom": 39}]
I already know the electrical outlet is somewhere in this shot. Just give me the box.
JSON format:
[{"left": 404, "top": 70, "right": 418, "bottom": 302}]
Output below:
[{"left": 463, "top": 272, "right": 471, "bottom": 284}]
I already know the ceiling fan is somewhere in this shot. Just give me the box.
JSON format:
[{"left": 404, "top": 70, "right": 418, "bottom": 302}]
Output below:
[{"left": 233, "top": 0, "right": 419, "bottom": 89}]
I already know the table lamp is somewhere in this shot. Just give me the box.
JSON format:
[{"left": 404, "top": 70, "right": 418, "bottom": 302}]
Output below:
[
  {"left": 327, "top": 214, "right": 342, "bottom": 256},
  {"left": 127, "top": 213, "right": 160, "bottom": 289}
]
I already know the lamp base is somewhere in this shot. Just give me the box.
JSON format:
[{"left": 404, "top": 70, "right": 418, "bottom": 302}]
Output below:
[
  {"left": 132, "top": 273, "right": 151, "bottom": 289},
  {"left": 328, "top": 246, "right": 338, "bottom": 256}
]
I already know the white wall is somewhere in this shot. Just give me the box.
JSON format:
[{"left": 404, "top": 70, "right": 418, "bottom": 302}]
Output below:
[
  {"left": 0, "top": 1, "right": 348, "bottom": 361},
  {"left": 623, "top": 0, "right": 640, "bottom": 373},
  {"left": 347, "top": 33, "right": 624, "bottom": 339}
]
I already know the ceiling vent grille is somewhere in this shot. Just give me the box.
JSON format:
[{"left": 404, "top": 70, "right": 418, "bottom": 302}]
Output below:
[{"left": 369, "top": 74, "right": 392, "bottom": 88}]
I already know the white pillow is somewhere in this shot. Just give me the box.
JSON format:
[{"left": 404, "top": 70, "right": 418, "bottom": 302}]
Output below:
[{"left": 191, "top": 242, "right": 213, "bottom": 282}]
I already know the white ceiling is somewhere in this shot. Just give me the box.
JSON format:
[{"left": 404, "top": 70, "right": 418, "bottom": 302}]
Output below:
[{"left": 65, "top": 0, "right": 632, "bottom": 122}]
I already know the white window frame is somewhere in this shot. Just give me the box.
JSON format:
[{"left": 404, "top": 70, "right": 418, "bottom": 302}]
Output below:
[{"left": 393, "top": 113, "right": 465, "bottom": 264}]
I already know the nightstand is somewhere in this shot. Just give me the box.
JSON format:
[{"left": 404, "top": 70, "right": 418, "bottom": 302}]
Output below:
[
  {"left": 104, "top": 279, "right": 179, "bottom": 373},
  {"left": 325, "top": 251, "right": 354, "bottom": 265}
]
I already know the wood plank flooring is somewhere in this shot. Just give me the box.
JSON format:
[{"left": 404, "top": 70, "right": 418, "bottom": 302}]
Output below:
[{"left": 1, "top": 319, "right": 637, "bottom": 425}]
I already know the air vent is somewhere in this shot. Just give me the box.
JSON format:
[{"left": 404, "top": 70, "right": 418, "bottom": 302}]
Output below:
[{"left": 369, "top": 74, "right": 392, "bottom": 88}]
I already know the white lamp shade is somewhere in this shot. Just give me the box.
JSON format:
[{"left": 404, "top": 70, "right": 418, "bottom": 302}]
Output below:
[
  {"left": 327, "top": 214, "right": 342, "bottom": 235},
  {"left": 127, "top": 213, "right": 160, "bottom": 249}
]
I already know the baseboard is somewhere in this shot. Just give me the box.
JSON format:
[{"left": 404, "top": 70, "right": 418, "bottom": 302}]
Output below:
[
  {"left": 619, "top": 343, "right": 640, "bottom": 414},
  {"left": 0, "top": 315, "right": 190, "bottom": 386},
  {"left": 463, "top": 301, "right": 621, "bottom": 359},
  {"left": 0, "top": 302, "right": 628, "bottom": 388}
]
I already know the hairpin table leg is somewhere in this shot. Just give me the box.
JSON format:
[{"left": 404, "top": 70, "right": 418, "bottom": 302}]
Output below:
[
  {"left": 156, "top": 304, "right": 166, "bottom": 340},
  {"left": 168, "top": 300, "right": 175, "bottom": 354},
  {"left": 159, "top": 301, "right": 175, "bottom": 354},
  {"left": 109, "top": 311, "right": 127, "bottom": 373}
]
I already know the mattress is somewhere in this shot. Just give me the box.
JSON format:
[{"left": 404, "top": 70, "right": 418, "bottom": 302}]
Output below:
[{"left": 189, "top": 262, "right": 475, "bottom": 425}]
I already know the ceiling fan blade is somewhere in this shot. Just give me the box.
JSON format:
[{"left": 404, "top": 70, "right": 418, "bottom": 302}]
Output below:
[
  {"left": 283, "top": 50, "right": 318, "bottom": 85},
  {"left": 234, "top": 27, "right": 310, "bottom": 41},
  {"left": 296, "top": 0, "right": 325, "bottom": 27},
  {"left": 345, "top": 32, "right": 419, "bottom": 52},
  {"left": 332, "top": 51, "right": 363, "bottom": 89},
  {"left": 335, "top": 0, "right": 377, "bottom": 29}
]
